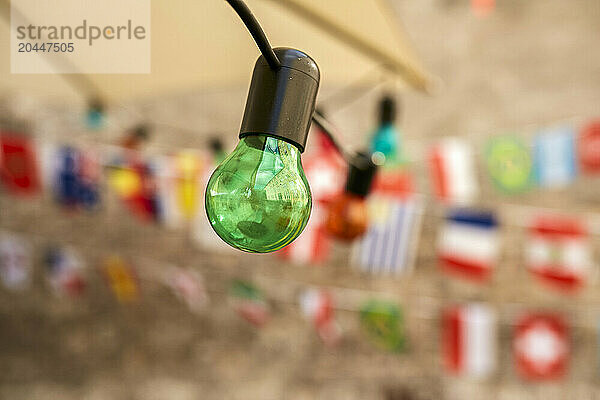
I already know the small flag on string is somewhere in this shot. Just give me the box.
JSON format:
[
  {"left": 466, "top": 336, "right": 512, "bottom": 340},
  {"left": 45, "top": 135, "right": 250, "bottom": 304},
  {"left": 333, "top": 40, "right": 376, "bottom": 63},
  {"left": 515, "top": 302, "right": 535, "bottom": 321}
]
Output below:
[
  {"left": 165, "top": 266, "right": 208, "bottom": 314},
  {"left": 533, "top": 127, "right": 577, "bottom": 188},
  {"left": 109, "top": 156, "right": 162, "bottom": 223},
  {"left": 191, "top": 154, "right": 233, "bottom": 253},
  {"left": 360, "top": 300, "right": 405, "bottom": 352},
  {"left": 438, "top": 209, "right": 499, "bottom": 282},
  {"left": 371, "top": 168, "right": 414, "bottom": 196},
  {"left": 44, "top": 245, "right": 86, "bottom": 297},
  {"left": 53, "top": 146, "right": 101, "bottom": 210},
  {"left": 471, "top": 0, "right": 495, "bottom": 17},
  {"left": 300, "top": 288, "right": 341, "bottom": 346},
  {"left": 303, "top": 133, "right": 346, "bottom": 204},
  {"left": 526, "top": 216, "right": 592, "bottom": 292},
  {"left": 352, "top": 193, "right": 422, "bottom": 276},
  {"left": 485, "top": 136, "right": 532, "bottom": 194},
  {"left": 578, "top": 120, "right": 600, "bottom": 174},
  {"left": 0, "top": 232, "right": 31, "bottom": 290},
  {"left": 101, "top": 255, "right": 139, "bottom": 303},
  {"left": 514, "top": 313, "right": 569, "bottom": 381},
  {"left": 173, "top": 151, "right": 203, "bottom": 220},
  {"left": 229, "top": 279, "right": 269, "bottom": 327},
  {"left": 442, "top": 303, "right": 496, "bottom": 378},
  {"left": 278, "top": 203, "right": 329, "bottom": 265},
  {"left": 278, "top": 134, "right": 346, "bottom": 265},
  {"left": 0, "top": 133, "right": 40, "bottom": 196},
  {"left": 157, "top": 152, "right": 204, "bottom": 229},
  {"left": 429, "top": 138, "right": 478, "bottom": 204}
]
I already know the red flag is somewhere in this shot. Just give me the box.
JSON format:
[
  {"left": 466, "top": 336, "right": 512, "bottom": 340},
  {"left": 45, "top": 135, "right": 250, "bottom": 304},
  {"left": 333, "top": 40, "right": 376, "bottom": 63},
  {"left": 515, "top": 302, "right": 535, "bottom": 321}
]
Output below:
[
  {"left": 578, "top": 120, "right": 600, "bottom": 173},
  {"left": 514, "top": 314, "right": 568, "bottom": 381},
  {"left": 471, "top": 0, "right": 495, "bottom": 17},
  {"left": 527, "top": 216, "right": 591, "bottom": 292},
  {"left": 0, "top": 134, "right": 40, "bottom": 195}
]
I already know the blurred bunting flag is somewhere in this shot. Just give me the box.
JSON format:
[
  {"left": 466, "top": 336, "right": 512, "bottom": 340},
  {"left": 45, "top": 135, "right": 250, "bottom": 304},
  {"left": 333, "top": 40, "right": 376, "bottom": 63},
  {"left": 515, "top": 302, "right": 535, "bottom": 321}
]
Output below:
[
  {"left": 278, "top": 204, "right": 329, "bottom": 264},
  {"left": 0, "top": 232, "right": 31, "bottom": 290},
  {"left": 53, "top": 146, "right": 101, "bottom": 210},
  {"left": 101, "top": 255, "right": 139, "bottom": 303},
  {"left": 442, "top": 303, "right": 496, "bottom": 378},
  {"left": 165, "top": 266, "right": 208, "bottom": 314},
  {"left": 109, "top": 155, "right": 162, "bottom": 223},
  {"left": 279, "top": 132, "right": 346, "bottom": 265},
  {"left": 192, "top": 153, "right": 233, "bottom": 253},
  {"left": 352, "top": 192, "right": 422, "bottom": 276},
  {"left": 229, "top": 279, "right": 269, "bottom": 327},
  {"left": 578, "top": 120, "right": 600, "bottom": 173},
  {"left": 471, "top": 0, "right": 495, "bottom": 17},
  {"left": 174, "top": 151, "right": 203, "bottom": 220},
  {"left": 514, "top": 313, "right": 568, "bottom": 381},
  {"left": 485, "top": 136, "right": 532, "bottom": 194},
  {"left": 526, "top": 216, "right": 592, "bottom": 292},
  {"left": 44, "top": 245, "right": 86, "bottom": 297},
  {"left": 300, "top": 288, "right": 341, "bottom": 346},
  {"left": 438, "top": 209, "right": 499, "bottom": 282},
  {"left": 360, "top": 300, "right": 404, "bottom": 352},
  {"left": 0, "top": 134, "right": 40, "bottom": 195},
  {"left": 303, "top": 131, "right": 346, "bottom": 204},
  {"left": 533, "top": 127, "right": 577, "bottom": 188},
  {"left": 157, "top": 152, "right": 204, "bottom": 229},
  {"left": 429, "top": 138, "right": 478, "bottom": 204}
]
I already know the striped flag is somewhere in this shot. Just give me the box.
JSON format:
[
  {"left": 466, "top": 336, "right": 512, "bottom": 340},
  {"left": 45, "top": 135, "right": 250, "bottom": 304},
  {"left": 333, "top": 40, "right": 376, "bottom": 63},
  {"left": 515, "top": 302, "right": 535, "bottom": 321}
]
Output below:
[
  {"left": 438, "top": 209, "right": 499, "bottom": 282},
  {"left": 443, "top": 303, "right": 496, "bottom": 378},
  {"left": 352, "top": 194, "right": 422, "bottom": 276},
  {"left": 527, "top": 216, "right": 592, "bottom": 292},
  {"left": 429, "top": 138, "right": 478, "bottom": 204},
  {"left": 534, "top": 127, "right": 577, "bottom": 188}
]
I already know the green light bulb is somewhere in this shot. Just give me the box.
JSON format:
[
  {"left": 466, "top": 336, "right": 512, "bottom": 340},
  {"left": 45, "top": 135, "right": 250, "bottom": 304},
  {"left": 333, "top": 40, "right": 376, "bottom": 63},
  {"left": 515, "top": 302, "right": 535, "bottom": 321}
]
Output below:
[{"left": 205, "top": 135, "right": 312, "bottom": 253}]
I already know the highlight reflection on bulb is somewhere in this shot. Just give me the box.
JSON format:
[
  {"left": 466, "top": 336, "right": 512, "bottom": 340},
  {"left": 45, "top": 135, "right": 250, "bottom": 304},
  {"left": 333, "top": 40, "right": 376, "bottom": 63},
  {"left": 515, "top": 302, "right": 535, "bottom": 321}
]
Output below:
[{"left": 205, "top": 135, "right": 312, "bottom": 253}]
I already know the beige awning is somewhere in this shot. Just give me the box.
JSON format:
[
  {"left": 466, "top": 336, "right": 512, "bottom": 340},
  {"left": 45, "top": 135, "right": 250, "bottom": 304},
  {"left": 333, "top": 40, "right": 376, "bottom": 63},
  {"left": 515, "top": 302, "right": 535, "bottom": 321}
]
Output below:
[{"left": 0, "top": 0, "right": 429, "bottom": 103}]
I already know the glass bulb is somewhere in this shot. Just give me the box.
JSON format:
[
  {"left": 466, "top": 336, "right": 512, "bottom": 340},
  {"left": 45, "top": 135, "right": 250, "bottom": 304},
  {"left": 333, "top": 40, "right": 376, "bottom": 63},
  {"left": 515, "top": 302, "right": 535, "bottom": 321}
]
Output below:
[
  {"left": 325, "top": 192, "right": 368, "bottom": 241},
  {"left": 205, "top": 135, "right": 312, "bottom": 253}
]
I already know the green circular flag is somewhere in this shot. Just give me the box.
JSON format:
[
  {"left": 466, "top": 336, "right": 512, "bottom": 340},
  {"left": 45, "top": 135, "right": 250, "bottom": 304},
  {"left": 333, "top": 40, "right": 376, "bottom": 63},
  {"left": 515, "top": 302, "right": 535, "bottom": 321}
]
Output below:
[
  {"left": 360, "top": 300, "right": 404, "bottom": 352},
  {"left": 485, "top": 136, "right": 532, "bottom": 193}
]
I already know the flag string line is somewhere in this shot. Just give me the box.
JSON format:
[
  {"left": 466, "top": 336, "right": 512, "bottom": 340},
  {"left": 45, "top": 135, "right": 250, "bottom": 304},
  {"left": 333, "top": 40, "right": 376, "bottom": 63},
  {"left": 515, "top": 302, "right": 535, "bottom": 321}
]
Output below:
[
  {"left": 14, "top": 99, "right": 595, "bottom": 165},
  {"left": 2, "top": 225, "right": 600, "bottom": 329},
  {"left": 11, "top": 120, "right": 600, "bottom": 237}
]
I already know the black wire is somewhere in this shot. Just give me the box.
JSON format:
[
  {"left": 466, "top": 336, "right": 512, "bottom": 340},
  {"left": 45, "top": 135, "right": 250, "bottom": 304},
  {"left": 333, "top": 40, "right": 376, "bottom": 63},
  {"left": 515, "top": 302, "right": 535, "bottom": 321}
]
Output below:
[
  {"left": 224, "top": 0, "right": 281, "bottom": 71},
  {"left": 311, "top": 112, "right": 354, "bottom": 163}
]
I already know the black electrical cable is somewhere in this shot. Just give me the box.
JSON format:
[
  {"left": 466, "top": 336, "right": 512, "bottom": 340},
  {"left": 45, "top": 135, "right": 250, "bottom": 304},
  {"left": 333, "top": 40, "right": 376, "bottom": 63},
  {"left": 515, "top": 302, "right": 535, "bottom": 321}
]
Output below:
[
  {"left": 224, "top": 0, "right": 352, "bottom": 159},
  {"left": 224, "top": 0, "right": 281, "bottom": 71},
  {"left": 311, "top": 112, "right": 354, "bottom": 163}
]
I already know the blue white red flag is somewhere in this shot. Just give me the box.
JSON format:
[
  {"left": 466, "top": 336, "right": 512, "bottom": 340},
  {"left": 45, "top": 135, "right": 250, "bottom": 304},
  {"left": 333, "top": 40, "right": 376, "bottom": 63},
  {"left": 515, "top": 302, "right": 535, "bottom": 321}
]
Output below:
[{"left": 438, "top": 209, "right": 499, "bottom": 282}]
